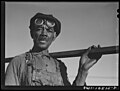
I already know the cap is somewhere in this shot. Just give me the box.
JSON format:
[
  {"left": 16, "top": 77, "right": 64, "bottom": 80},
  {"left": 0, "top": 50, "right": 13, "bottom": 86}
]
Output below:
[{"left": 29, "top": 13, "right": 61, "bottom": 37}]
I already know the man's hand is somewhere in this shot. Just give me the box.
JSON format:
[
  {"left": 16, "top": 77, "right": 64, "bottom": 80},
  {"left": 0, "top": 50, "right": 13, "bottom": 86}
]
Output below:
[
  {"left": 73, "top": 45, "right": 102, "bottom": 86},
  {"left": 79, "top": 45, "right": 102, "bottom": 72}
]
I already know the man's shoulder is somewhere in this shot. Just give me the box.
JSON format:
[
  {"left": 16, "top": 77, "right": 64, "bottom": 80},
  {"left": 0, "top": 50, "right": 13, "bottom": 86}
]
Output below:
[
  {"left": 55, "top": 59, "right": 64, "bottom": 64},
  {"left": 53, "top": 58, "right": 67, "bottom": 68},
  {"left": 10, "top": 52, "right": 27, "bottom": 63},
  {"left": 14, "top": 52, "right": 26, "bottom": 59}
]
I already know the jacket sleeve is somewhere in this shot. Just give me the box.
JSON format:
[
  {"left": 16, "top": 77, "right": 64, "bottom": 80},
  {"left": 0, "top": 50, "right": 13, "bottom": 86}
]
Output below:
[
  {"left": 57, "top": 59, "right": 71, "bottom": 86},
  {"left": 57, "top": 59, "right": 87, "bottom": 87},
  {"left": 5, "top": 57, "right": 20, "bottom": 86}
]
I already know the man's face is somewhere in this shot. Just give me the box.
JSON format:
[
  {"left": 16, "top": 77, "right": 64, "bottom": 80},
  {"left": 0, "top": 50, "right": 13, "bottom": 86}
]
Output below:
[{"left": 30, "top": 18, "right": 56, "bottom": 50}]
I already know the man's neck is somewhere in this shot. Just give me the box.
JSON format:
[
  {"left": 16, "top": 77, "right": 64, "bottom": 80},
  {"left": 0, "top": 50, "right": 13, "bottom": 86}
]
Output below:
[{"left": 31, "top": 46, "right": 48, "bottom": 53}]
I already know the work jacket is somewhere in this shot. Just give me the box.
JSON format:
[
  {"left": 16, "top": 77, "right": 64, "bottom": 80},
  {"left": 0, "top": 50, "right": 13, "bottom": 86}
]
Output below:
[{"left": 5, "top": 50, "right": 71, "bottom": 86}]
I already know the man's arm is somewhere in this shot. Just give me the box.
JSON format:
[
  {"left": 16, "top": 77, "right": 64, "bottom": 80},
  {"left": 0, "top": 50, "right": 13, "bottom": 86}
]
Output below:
[
  {"left": 57, "top": 59, "right": 71, "bottom": 86},
  {"left": 5, "top": 57, "right": 20, "bottom": 85},
  {"left": 72, "top": 45, "right": 102, "bottom": 86},
  {"left": 72, "top": 69, "right": 88, "bottom": 86}
]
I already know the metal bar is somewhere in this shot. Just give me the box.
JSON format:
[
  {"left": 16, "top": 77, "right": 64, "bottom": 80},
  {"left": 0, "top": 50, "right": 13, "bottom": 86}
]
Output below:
[
  {"left": 5, "top": 45, "right": 119, "bottom": 63},
  {"left": 50, "top": 45, "right": 119, "bottom": 58}
]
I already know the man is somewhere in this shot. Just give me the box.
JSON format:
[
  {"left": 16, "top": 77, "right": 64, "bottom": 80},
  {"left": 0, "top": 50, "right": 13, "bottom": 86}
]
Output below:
[{"left": 5, "top": 12, "right": 102, "bottom": 86}]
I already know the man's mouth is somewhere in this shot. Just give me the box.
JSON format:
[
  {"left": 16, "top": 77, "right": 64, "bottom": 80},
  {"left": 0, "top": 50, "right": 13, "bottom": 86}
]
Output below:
[
  {"left": 38, "top": 37, "right": 48, "bottom": 43},
  {"left": 39, "top": 40, "right": 47, "bottom": 43}
]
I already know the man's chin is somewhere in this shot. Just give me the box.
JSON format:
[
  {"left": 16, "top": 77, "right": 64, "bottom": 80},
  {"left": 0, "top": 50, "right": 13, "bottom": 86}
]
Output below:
[{"left": 37, "top": 43, "right": 49, "bottom": 50}]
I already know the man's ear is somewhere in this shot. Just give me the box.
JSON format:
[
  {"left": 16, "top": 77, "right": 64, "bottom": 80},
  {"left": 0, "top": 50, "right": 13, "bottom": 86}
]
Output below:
[{"left": 53, "top": 32, "right": 57, "bottom": 41}]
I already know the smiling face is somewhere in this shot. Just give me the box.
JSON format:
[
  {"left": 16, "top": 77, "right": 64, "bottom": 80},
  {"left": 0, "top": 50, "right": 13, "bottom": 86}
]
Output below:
[{"left": 30, "top": 18, "right": 57, "bottom": 50}]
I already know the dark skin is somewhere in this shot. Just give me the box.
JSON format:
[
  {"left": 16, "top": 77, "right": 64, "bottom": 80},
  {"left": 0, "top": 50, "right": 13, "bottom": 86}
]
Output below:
[
  {"left": 30, "top": 20, "right": 102, "bottom": 86},
  {"left": 80, "top": 45, "right": 102, "bottom": 72},
  {"left": 30, "top": 23, "right": 57, "bottom": 52},
  {"left": 74, "top": 45, "right": 102, "bottom": 86}
]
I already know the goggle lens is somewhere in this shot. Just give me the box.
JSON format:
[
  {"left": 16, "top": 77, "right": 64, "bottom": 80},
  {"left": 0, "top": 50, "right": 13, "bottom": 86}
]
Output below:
[
  {"left": 35, "top": 18, "right": 43, "bottom": 25},
  {"left": 34, "top": 18, "right": 55, "bottom": 27},
  {"left": 46, "top": 20, "right": 55, "bottom": 27}
]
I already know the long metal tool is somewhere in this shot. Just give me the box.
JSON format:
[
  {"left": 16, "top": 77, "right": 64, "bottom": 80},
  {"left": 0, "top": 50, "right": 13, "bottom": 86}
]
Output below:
[{"left": 5, "top": 45, "right": 119, "bottom": 63}]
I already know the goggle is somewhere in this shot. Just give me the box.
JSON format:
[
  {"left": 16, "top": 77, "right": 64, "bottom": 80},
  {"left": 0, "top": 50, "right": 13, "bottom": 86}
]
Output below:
[{"left": 34, "top": 18, "right": 55, "bottom": 27}]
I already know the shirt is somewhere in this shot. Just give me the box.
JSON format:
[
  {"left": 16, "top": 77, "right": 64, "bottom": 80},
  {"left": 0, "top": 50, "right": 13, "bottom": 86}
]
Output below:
[{"left": 5, "top": 49, "right": 71, "bottom": 86}]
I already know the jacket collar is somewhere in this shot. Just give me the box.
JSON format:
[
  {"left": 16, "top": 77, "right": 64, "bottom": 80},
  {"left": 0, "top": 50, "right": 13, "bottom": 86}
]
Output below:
[{"left": 29, "top": 49, "right": 50, "bottom": 59}]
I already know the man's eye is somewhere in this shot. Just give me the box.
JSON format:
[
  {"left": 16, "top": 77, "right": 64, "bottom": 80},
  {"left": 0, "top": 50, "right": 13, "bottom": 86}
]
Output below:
[
  {"left": 47, "top": 28, "right": 54, "bottom": 32},
  {"left": 36, "top": 28, "right": 42, "bottom": 31}
]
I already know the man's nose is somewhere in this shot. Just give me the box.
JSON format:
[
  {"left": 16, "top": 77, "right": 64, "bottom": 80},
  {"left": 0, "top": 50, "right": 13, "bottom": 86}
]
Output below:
[{"left": 41, "top": 25, "right": 48, "bottom": 35}]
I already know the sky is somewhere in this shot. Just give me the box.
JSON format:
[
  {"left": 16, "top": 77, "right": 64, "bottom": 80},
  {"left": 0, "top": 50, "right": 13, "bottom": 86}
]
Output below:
[{"left": 5, "top": 2, "right": 119, "bottom": 86}]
